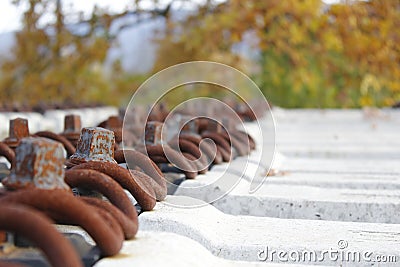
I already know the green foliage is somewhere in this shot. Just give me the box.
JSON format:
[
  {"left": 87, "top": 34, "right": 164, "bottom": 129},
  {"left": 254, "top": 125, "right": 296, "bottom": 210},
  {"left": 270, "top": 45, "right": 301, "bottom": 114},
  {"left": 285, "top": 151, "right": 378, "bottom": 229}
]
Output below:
[
  {"left": 0, "top": 0, "right": 146, "bottom": 107},
  {"left": 154, "top": 0, "right": 400, "bottom": 108},
  {"left": 1, "top": 0, "right": 398, "bottom": 108}
]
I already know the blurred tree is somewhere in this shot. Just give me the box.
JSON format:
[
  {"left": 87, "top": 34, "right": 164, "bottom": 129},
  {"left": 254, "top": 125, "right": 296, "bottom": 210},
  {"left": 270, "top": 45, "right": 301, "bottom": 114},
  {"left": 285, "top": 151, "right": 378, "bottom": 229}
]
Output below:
[
  {"left": 328, "top": 0, "right": 400, "bottom": 107},
  {"left": 0, "top": 0, "right": 173, "bottom": 107},
  {"left": 0, "top": 0, "right": 112, "bottom": 105},
  {"left": 154, "top": 0, "right": 400, "bottom": 108},
  {"left": 1, "top": 0, "right": 398, "bottom": 108}
]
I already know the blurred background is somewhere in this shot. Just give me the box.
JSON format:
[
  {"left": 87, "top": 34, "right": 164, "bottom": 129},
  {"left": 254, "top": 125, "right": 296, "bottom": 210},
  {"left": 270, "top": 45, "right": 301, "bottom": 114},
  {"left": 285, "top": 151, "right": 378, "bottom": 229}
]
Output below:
[{"left": 0, "top": 0, "right": 398, "bottom": 110}]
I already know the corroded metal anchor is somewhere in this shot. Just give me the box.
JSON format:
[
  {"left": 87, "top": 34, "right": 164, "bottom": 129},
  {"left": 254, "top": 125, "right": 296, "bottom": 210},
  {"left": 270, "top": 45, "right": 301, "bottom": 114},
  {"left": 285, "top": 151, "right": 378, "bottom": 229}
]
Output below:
[
  {"left": 0, "top": 137, "right": 134, "bottom": 265},
  {"left": 2, "top": 117, "right": 76, "bottom": 157},
  {"left": 67, "top": 126, "right": 167, "bottom": 211},
  {"left": 135, "top": 121, "right": 198, "bottom": 179}
]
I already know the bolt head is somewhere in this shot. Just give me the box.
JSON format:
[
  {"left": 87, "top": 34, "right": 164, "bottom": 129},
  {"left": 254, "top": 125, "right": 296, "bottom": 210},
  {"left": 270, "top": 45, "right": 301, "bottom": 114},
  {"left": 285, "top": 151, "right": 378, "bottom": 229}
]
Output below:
[
  {"left": 206, "top": 119, "right": 222, "bottom": 133},
  {"left": 180, "top": 117, "right": 199, "bottom": 134},
  {"left": 105, "top": 116, "right": 122, "bottom": 130},
  {"left": 64, "top": 114, "right": 82, "bottom": 133},
  {"left": 3, "top": 137, "right": 68, "bottom": 190},
  {"left": 70, "top": 127, "right": 116, "bottom": 163},
  {"left": 145, "top": 121, "right": 163, "bottom": 145},
  {"left": 3, "top": 118, "right": 30, "bottom": 148}
]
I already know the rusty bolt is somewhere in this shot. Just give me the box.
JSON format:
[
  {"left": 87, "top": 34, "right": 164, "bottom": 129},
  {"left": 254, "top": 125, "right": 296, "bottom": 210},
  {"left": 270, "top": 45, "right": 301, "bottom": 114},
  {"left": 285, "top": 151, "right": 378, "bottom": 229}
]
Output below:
[
  {"left": 64, "top": 114, "right": 81, "bottom": 133},
  {"left": 69, "top": 127, "right": 116, "bottom": 164},
  {"left": 61, "top": 114, "right": 82, "bottom": 147},
  {"left": 2, "top": 137, "right": 69, "bottom": 190},
  {"left": 234, "top": 103, "right": 257, "bottom": 121},
  {"left": 0, "top": 231, "right": 6, "bottom": 243},
  {"left": 3, "top": 118, "right": 30, "bottom": 148},
  {"left": 105, "top": 116, "right": 122, "bottom": 129},
  {"left": 145, "top": 121, "right": 163, "bottom": 145},
  {"left": 180, "top": 117, "right": 199, "bottom": 134},
  {"left": 105, "top": 116, "right": 123, "bottom": 143},
  {"left": 206, "top": 119, "right": 222, "bottom": 133}
]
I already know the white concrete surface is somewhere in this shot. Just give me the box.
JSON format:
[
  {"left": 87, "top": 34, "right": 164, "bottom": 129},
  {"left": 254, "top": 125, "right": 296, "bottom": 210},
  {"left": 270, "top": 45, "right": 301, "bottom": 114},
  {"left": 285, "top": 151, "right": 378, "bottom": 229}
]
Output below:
[
  {"left": 266, "top": 108, "right": 400, "bottom": 159},
  {"left": 274, "top": 157, "right": 400, "bottom": 175},
  {"left": 95, "top": 231, "right": 321, "bottom": 267},
  {"left": 174, "top": 109, "right": 399, "bottom": 223},
  {"left": 249, "top": 109, "right": 400, "bottom": 159},
  {"left": 213, "top": 152, "right": 400, "bottom": 183},
  {"left": 139, "top": 196, "right": 400, "bottom": 266},
  {"left": 175, "top": 170, "right": 400, "bottom": 223},
  {"left": 264, "top": 172, "right": 400, "bottom": 190},
  {"left": 176, "top": 114, "right": 400, "bottom": 222},
  {"left": 57, "top": 226, "right": 326, "bottom": 267}
]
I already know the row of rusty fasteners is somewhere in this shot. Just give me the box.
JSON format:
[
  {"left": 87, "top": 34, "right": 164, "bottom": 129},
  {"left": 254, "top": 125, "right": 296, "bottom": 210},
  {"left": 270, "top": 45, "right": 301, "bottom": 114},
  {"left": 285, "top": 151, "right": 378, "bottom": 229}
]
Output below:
[{"left": 0, "top": 103, "right": 257, "bottom": 267}]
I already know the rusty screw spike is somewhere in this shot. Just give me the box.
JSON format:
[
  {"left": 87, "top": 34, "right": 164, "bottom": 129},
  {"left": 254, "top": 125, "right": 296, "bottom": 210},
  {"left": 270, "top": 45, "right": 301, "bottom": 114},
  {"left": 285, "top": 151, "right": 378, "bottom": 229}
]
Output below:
[
  {"left": 175, "top": 117, "right": 223, "bottom": 164},
  {"left": 62, "top": 114, "right": 82, "bottom": 147},
  {"left": 140, "top": 122, "right": 198, "bottom": 179},
  {"left": 145, "top": 121, "right": 163, "bottom": 145},
  {"left": 206, "top": 119, "right": 223, "bottom": 133},
  {"left": 105, "top": 116, "right": 123, "bottom": 143},
  {"left": 3, "top": 118, "right": 30, "bottom": 148},
  {"left": 64, "top": 114, "right": 82, "bottom": 133},
  {"left": 180, "top": 117, "right": 199, "bottom": 134},
  {"left": 68, "top": 127, "right": 117, "bottom": 166},
  {"left": 105, "top": 116, "right": 122, "bottom": 130},
  {"left": 98, "top": 116, "right": 123, "bottom": 144},
  {"left": 2, "top": 137, "right": 69, "bottom": 190}
]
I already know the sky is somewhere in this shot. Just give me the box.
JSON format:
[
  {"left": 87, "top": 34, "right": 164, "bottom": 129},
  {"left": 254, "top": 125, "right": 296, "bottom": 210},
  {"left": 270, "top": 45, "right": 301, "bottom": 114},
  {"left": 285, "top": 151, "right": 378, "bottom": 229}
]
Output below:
[
  {"left": 0, "top": 0, "right": 133, "bottom": 33},
  {"left": 0, "top": 0, "right": 341, "bottom": 34}
]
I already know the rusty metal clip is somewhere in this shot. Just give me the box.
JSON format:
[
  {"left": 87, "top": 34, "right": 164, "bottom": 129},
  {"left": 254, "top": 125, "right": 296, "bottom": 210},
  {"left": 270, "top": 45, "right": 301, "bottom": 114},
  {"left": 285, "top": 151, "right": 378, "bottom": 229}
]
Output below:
[{"left": 0, "top": 204, "right": 83, "bottom": 267}]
